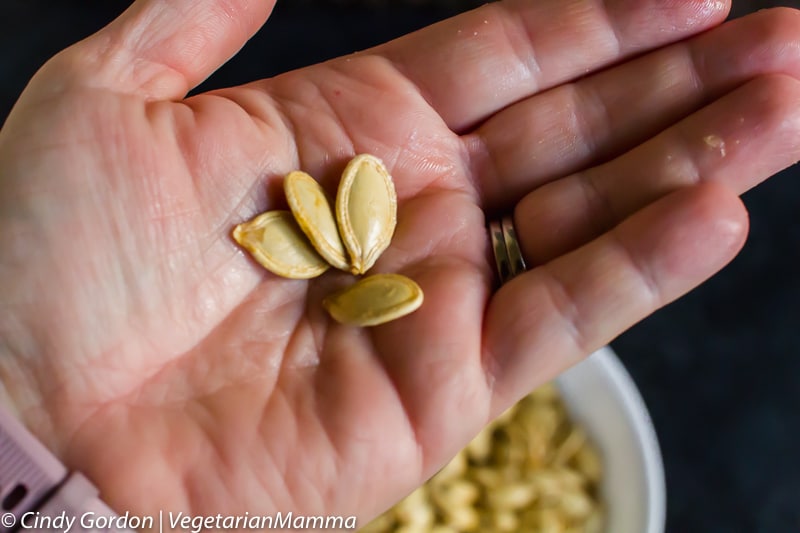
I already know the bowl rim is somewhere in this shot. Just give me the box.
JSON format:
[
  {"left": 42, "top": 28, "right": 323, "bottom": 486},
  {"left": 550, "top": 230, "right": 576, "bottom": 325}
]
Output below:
[{"left": 557, "top": 346, "right": 666, "bottom": 533}]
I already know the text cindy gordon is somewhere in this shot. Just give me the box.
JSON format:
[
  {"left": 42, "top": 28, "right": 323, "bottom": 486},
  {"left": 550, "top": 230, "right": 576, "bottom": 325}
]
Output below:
[{"left": 18, "top": 511, "right": 358, "bottom": 532}]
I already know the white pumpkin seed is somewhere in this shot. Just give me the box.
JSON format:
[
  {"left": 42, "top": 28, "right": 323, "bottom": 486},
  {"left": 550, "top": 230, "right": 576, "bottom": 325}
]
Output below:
[
  {"left": 336, "top": 154, "right": 397, "bottom": 274},
  {"left": 284, "top": 170, "right": 350, "bottom": 271},
  {"left": 323, "top": 273, "right": 422, "bottom": 326},
  {"left": 232, "top": 210, "right": 329, "bottom": 279}
]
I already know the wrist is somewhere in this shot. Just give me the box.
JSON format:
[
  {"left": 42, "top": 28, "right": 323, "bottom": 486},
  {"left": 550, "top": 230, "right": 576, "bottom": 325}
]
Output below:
[
  {"left": 0, "top": 335, "right": 56, "bottom": 452},
  {"left": 0, "top": 402, "right": 133, "bottom": 533}
]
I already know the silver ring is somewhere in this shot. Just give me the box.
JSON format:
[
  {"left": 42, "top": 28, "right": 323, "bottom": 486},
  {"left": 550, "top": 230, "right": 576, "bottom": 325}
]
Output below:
[{"left": 489, "top": 215, "right": 527, "bottom": 285}]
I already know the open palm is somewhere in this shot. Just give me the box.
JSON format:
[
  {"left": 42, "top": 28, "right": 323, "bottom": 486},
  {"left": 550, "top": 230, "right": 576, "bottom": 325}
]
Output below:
[{"left": 2, "top": 0, "right": 800, "bottom": 526}]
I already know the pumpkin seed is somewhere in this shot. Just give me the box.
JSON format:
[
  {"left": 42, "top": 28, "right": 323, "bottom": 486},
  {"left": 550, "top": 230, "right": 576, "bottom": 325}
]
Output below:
[
  {"left": 323, "top": 273, "right": 422, "bottom": 326},
  {"left": 232, "top": 210, "right": 329, "bottom": 279},
  {"left": 284, "top": 170, "right": 350, "bottom": 271},
  {"left": 336, "top": 154, "right": 397, "bottom": 274}
]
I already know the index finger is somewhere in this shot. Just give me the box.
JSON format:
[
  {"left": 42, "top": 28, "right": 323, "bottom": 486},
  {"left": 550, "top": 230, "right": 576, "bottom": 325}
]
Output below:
[{"left": 380, "top": 0, "right": 730, "bottom": 132}]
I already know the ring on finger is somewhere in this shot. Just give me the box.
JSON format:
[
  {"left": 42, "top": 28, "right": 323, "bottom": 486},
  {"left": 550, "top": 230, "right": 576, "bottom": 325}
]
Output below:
[{"left": 488, "top": 214, "right": 527, "bottom": 285}]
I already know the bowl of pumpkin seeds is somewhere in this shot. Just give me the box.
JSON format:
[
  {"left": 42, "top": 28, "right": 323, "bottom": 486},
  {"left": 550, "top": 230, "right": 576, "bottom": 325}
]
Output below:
[{"left": 360, "top": 346, "right": 666, "bottom": 533}]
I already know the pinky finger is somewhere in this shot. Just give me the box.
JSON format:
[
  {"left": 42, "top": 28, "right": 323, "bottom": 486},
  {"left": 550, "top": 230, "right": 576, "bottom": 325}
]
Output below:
[{"left": 483, "top": 182, "right": 748, "bottom": 411}]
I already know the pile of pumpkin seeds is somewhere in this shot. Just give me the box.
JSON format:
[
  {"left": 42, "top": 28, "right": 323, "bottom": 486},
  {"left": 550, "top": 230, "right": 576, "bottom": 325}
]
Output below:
[
  {"left": 360, "top": 383, "right": 605, "bottom": 532},
  {"left": 233, "top": 154, "right": 423, "bottom": 326}
]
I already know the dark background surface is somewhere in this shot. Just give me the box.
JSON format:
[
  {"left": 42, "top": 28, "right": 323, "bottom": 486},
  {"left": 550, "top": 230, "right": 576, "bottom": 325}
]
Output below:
[{"left": 1, "top": 1, "right": 798, "bottom": 532}]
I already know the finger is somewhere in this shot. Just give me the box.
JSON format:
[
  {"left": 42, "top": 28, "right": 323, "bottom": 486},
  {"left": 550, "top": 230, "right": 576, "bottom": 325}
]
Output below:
[
  {"left": 515, "top": 73, "right": 800, "bottom": 266},
  {"left": 381, "top": 0, "right": 729, "bottom": 132},
  {"left": 484, "top": 183, "right": 748, "bottom": 411},
  {"left": 468, "top": 7, "right": 800, "bottom": 208},
  {"left": 46, "top": 0, "right": 276, "bottom": 100}
]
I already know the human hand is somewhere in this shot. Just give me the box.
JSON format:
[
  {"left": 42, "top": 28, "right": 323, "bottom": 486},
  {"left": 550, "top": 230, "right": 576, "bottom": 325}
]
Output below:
[{"left": 1, "top": 0, "right": 799, "bottom": 525}]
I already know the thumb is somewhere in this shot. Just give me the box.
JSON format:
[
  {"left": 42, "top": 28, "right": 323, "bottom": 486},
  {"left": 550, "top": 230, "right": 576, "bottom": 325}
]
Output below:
[{"left": 35, "top": 0, "right": 277, "bottom": 101}]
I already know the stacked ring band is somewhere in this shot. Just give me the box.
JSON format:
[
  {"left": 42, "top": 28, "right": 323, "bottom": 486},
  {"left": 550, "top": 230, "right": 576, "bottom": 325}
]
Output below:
[{"left": 488, "top": 215, "right": 527, "bottom": 285}]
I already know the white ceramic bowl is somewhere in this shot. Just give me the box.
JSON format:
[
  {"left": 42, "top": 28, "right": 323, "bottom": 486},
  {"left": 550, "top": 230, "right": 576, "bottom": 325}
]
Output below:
[{"left": 555, "top": 346, "right": 666, "bottom": 533}]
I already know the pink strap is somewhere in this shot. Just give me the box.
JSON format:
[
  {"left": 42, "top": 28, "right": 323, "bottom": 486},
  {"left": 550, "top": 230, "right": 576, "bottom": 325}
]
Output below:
[{"left": 0, "top": 407, "right": 132, "bottom": 532}]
